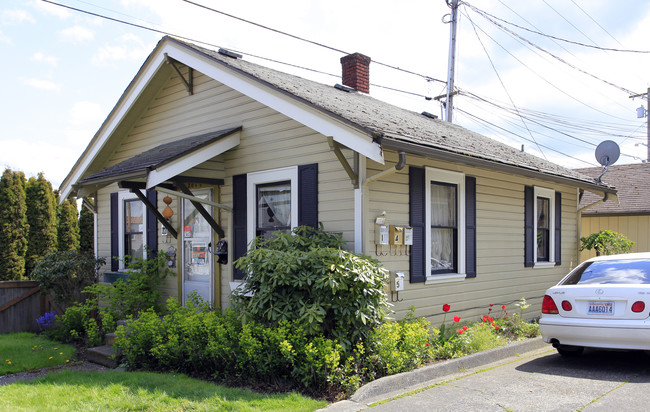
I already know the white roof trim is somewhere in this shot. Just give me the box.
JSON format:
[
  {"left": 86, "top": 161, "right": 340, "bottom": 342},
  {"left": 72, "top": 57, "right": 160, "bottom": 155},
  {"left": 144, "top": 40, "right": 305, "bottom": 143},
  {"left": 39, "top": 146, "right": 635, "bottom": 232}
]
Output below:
[
  {"left": 146, "top": 131, "right": 240, "bottom": 188},
  {"left": 165, "top": 41, "right": 383, "bottom": 164},
  {"left": 60, "top": 38, "right": 383, "bottom": 201}
]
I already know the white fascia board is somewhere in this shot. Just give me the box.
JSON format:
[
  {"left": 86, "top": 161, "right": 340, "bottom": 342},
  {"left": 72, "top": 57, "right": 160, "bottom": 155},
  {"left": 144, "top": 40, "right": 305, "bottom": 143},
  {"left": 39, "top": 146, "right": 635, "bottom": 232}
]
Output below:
[
  {"left": 59, "top": 44, "right": 171, "bottom": 201},
  {"left": 147, "top": 131, "right": 240, "bottom": 188},
  {"left": 164, "top": 42, "right": 384, "bottom": 164}
]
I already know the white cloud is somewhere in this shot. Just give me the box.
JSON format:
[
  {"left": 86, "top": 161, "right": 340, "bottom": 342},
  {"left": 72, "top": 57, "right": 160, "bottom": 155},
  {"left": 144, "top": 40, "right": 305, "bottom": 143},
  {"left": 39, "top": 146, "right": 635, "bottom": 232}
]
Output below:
[
  {"left": 31, "top": 52, "right": 58, "bottom": 67},
  {"left": 91, "top": 35, "right": 151, "bottom": 65},
  {"left": 20, "top": 77, "right": 62, "bottom": 92},
  {"left": 69, "top": 101, "right": 104, "bottom": 127},
  {"left": 1, "top": 9, "right": 35, "bottom": 24},
  {"left": 59, "top": 25, "right": 94, "bottom": 43},
  {"left": 0, "top": 29, "right": 11, "bottom": 45},
  {"left": 31, "top": 0, "right": 70, "bottom": 19},
  {"left": 0, "top": 139, "right": 77, "bottom": 187}
]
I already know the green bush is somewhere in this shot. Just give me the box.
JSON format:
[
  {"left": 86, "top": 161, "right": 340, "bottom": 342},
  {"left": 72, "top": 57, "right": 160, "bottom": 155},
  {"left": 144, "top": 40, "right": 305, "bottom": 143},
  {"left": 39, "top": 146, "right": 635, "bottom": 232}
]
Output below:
[
  {"left": 32, "top": 251, "right": 105, "bottom": 309},
  {"left": 84, "top": 252, "right": 174, "bottom": 330},
  {"left": 233, "top": 225, "right": 389, "bottom": 347},
  {"left": 580, "top": 230, "right": 634, "bottom": 256}
]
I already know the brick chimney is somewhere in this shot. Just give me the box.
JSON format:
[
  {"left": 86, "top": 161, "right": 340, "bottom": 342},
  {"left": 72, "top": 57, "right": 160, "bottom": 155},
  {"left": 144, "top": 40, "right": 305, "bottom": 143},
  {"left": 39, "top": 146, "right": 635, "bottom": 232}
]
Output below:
[{"left": 340, "top": 52, "right": 371, "bottom": 93}]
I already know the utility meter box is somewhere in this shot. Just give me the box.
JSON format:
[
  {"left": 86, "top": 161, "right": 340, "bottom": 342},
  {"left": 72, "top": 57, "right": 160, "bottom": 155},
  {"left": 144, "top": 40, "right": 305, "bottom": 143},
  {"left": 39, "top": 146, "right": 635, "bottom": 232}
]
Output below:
[
  {"left": 375, "top": 225, "right": 389, "bottom": 245},
  {"left": 390, "top": 271, "right": 405, "bottom": 291}
]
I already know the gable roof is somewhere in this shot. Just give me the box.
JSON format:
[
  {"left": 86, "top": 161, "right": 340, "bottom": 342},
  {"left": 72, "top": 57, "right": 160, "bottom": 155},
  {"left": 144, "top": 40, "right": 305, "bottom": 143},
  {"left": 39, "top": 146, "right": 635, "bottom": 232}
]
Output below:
[
  {"left": 576, "top": 163, "right": 650, "bottom": 215},
  {"left": 60, "top": 36, "right": 615, "bottom": 200}
]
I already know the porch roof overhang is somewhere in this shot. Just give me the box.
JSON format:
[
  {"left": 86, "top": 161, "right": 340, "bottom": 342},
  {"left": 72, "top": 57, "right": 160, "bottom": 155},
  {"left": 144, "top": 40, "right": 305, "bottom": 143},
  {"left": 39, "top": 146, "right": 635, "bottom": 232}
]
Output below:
[{"left": 75, "top": 126, "right": 240, "bottom": 197}]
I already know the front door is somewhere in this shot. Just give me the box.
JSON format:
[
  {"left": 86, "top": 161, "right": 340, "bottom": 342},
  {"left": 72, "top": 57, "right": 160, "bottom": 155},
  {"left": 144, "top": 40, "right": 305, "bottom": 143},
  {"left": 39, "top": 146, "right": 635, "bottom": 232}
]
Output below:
[{"left": 181, "top": 188, "right": 213, "bottom": 304}]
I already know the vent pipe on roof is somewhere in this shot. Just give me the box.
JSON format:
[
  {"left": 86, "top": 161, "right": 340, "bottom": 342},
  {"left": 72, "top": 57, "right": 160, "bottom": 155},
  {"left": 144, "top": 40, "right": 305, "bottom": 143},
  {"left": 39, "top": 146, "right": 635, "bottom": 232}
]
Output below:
[{"left": 340, "top": 53, "right": 371, "bottom": 93}]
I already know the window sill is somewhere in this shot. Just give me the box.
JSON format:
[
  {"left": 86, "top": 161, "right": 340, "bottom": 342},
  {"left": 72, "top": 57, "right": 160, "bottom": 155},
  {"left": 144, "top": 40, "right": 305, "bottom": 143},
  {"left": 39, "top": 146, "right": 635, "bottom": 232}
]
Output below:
[
  {"left": 533, "top": 261, "right": 556, "bottom": 269},
  {"left": 425, "top": 273, "right": 467, "bottom": 285}
]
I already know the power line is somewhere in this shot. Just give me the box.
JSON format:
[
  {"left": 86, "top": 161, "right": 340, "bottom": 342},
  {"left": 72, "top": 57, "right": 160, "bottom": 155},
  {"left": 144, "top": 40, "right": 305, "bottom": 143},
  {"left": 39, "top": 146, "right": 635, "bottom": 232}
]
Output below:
[
  {"left": 464, "top": 10, "right": 547, "bottom": 159},
  {"left": 180, "top": 0, "right": 446, "bottom": 84},
  {"left": 541, "top": 0, "right": 599, "bottom": 46},
  {"left": 464, "top": 2, "right": 650, "bottom": 55},
  {"left": 568, "top": 0, "right": 624, "bottom": 48}
]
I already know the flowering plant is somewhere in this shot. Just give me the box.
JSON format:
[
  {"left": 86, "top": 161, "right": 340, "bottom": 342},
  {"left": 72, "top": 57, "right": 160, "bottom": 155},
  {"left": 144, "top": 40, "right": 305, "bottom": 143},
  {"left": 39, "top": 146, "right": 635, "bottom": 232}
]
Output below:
[{"left": 36, "top": 311, "right": 57, "bottom": 331}]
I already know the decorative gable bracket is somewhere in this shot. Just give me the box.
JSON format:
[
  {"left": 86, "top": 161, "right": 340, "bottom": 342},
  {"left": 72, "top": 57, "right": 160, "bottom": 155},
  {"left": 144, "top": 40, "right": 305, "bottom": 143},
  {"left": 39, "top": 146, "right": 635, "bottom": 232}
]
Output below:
[
  {"left": 164, "top": 53, "right": 193, "bottom": 95},
  {"left": 327, "top": 137, "right": 359, "bottom": 188}
]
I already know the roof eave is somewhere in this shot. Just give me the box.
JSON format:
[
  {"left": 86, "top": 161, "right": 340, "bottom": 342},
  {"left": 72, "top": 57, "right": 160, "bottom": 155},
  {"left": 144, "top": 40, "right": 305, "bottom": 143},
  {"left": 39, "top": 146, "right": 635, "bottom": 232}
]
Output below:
[{"left": 382, "top": 137, "right": 617, "bottom": 195}]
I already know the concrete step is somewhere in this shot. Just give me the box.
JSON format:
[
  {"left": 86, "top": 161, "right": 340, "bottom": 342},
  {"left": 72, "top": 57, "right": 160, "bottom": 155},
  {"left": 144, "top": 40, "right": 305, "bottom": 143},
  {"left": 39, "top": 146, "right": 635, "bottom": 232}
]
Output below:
[
  {"left": 105, "top": 332, "right": 117, "bottom": 346},
  {"left": 86, "top": 345, "right": 118, "bottom": 368}
]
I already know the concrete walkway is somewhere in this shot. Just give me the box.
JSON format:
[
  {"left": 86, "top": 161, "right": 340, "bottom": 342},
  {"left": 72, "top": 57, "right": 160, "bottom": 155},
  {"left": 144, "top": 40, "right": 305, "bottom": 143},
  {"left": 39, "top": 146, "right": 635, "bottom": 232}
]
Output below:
[{"left": 321, "top": 337, "right": 549, "bottom": 411}]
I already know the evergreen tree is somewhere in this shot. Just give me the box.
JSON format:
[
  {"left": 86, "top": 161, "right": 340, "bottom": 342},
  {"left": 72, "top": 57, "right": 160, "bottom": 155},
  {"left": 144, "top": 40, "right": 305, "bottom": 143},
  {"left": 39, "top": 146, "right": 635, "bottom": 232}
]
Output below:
[
  {"left": 0, "top": 169, "right": 29, "bottom": 280},
  {"left": 78, "top": 204, "right": 94, "bottom": 253},
  {"left": 25, "top": 173, "right": 58, "bottom": 276},
  {"left": 57, "top": 197, "right": 80, "bottom": 251}
]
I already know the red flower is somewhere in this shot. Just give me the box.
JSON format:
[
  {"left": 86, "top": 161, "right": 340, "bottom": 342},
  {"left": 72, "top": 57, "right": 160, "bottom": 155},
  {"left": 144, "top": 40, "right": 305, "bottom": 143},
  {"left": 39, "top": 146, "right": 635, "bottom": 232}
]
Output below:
[
  {"left": 494, "top": 326, "right": 500, "bottom": 330},
  {"left": 502, "top": 305, "right": 506, "bottom": 310},
  {"left": 457, "top": 329, "right": 464, "bottom": 335},
  {"left": 453, "top": 316, "right": 461, "bottom": 323},
  {"left": 462, "top": 325, "right": 468, "bottom": 331},
  {"left": 488, "top": 317, "right": 494, "bottom": 323},
  {"left": 442, "top": 304, "right": 451, "bottom": 312},
  {"left": 488, "top": 308, "right": 492, "bottom": 312},
  {"left": 490, "top": 304, "right": 494, "bottom": 307},
  {"left": 482, "top": 315, "right": 488, "bottom": 321},
  {"left": 426, "top": 342, "right": 429, "bottom": 347}
]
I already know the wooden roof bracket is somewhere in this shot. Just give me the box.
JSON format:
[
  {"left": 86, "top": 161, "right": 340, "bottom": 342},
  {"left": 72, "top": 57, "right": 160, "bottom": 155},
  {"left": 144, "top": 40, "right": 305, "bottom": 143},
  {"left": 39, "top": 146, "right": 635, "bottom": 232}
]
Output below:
[
  {"left": 120, "top": 183, "right": 178, "bottom": 239},
  {"left": 328, "top": 136, "right": 359, "bottom": 188},
  {"left": 164, "top": 53, "right": 193, "bottom": 95},
  {"left": 172, "top": 179, "right": 225, "bottom": 238},
  {"left": 82, "top": 196, "right": 96, "bottom": 214}
]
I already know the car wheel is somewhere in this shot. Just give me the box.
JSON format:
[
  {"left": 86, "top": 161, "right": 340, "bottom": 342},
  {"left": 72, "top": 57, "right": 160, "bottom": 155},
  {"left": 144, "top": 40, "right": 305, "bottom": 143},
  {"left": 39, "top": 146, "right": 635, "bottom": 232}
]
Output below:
[{"left": 556, "top": 345, "right": 584, "bottom": 357}]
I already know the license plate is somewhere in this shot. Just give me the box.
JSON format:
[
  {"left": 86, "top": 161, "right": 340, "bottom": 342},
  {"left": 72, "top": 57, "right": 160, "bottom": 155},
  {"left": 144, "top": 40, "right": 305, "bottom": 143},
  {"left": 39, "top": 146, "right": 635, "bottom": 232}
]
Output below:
[{"left": 588, "top": 301, "right": 614, "bottom": 314}]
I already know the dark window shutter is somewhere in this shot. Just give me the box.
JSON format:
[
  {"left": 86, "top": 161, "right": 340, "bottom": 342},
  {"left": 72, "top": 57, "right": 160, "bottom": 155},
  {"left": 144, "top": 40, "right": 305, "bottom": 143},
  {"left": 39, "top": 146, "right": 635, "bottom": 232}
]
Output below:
[
  {"left": 524, "top": 185, "right": 534, "bottom": 267},
  {"left": 146, "top": 189, "right": 158, "bottom": 257},
  {"left": 465, "top": 176, "right": 477, "bottom": 278},
  {"left": 110, "top": 192, "right": 119, "bottom": 271},
  {"left": 555, "top": 191, "right": 562, "bottom": 266},
  {"left": 409, "top": 167, "right": 426, "bottom": 283},
  {"left": 298, "top": 163, "right": 318, "bottom": 228},
  {"left": 232, "top": 174, "right": 247, "bottom": 280}
]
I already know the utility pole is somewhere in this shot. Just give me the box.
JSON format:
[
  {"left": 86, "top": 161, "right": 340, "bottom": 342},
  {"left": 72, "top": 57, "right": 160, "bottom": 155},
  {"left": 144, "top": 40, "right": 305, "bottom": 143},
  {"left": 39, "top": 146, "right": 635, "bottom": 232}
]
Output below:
[
  {"left": 445, "top": 0, "right": 459, "bottom": 123},
  {"left": 630, "top": 87, "right": 650, "bottom": 161}
]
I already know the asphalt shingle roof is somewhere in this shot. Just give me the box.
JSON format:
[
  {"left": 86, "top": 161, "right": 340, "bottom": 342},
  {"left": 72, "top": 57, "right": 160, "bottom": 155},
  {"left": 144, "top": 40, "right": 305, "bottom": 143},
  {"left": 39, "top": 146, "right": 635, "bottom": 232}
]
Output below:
[
  {"left": 81, "top": 127, "right": 241, "bottom": 183},
  {"left": 576, "top": 163, "right": 650, "bottom": 214},
  {"left": 171, "top": 37, "right": 603, "bottom": 188}
]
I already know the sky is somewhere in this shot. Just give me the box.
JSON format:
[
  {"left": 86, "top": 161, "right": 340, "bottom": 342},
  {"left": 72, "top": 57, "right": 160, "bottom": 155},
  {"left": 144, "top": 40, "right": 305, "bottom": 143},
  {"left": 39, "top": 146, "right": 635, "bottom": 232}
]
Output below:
[{"left": 1, "top": 0, "right": 650, "bottom": 189}]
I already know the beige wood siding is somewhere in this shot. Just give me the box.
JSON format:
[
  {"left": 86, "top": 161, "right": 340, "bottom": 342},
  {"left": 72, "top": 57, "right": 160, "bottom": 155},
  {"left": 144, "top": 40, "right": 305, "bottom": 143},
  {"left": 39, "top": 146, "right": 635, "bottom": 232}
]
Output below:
[
  {"left": 365, "top": 152, "right": 580, "bottom": 323},
  {"left": 95, "top": 68, "right": 356, "bottom": 309},
  {"left": 580, "top": 215, "right": 650, "bottom": 261}
]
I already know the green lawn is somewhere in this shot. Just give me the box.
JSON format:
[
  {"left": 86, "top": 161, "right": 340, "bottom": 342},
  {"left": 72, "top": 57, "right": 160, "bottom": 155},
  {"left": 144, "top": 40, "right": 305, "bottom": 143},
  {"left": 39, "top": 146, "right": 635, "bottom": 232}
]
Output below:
[
  {"left": 0, "top": 332, "right": 76, "bottom": 375},
  {"left": 0, "top": 370, "right": 327, "bottom": 411}
]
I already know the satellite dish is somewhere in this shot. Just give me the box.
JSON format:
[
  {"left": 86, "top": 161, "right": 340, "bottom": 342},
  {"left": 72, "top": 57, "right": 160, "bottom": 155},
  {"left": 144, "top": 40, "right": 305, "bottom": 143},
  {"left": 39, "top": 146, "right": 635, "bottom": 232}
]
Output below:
[{"left": 595, "top": 140, "right": 620, "bottom": 167}]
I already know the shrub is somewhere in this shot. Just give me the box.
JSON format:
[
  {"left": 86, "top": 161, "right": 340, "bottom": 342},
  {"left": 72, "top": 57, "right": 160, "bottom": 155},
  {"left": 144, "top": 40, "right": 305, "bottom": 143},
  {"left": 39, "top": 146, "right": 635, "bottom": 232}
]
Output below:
[
  {"left": 84, "top": 252, "right": 174, "bottom": 330},
  {"left": 32, "top": 251, "right": 105, "bottom": 309},
  {"left": 580, "top": 230, "right": 634, "bottom": 256},
  {"left": 232, "top": 225, "right": 389, "bottom": 347}
]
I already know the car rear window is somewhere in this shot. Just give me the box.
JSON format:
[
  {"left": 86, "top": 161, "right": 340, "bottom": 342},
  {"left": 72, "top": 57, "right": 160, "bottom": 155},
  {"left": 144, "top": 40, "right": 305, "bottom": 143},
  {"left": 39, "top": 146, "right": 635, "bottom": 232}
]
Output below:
[{"left": 561, "top": 259, "right": 650, "bottom": 285}]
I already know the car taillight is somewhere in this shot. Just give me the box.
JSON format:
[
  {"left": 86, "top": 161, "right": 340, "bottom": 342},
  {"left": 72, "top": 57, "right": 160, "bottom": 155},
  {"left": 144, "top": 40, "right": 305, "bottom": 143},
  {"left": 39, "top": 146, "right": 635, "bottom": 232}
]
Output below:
[
  {"left": 561, "top": 300, "right": 573, "bottom": 311},
  {"left": 542, "top": 295, "right": 559, "bottom": 314},
  {"left": 631, "top": 301, "right": 645, "bottom": 313}
]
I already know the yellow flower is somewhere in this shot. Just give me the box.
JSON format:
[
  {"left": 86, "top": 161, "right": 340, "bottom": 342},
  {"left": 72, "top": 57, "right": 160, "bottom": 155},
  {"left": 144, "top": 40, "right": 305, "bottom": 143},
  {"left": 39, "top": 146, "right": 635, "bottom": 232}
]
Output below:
[
  {"left": 59, "top": 352, "right": 63, "bottom": 355},
  {"left": 66, "top": 360, "right": 70, "bottom": 363},
  {"left": 7, "top": 361, "right": 11, "bottom": 365},
  {"left": 49, "top": 357, "right": 53, "bottom": 359}
]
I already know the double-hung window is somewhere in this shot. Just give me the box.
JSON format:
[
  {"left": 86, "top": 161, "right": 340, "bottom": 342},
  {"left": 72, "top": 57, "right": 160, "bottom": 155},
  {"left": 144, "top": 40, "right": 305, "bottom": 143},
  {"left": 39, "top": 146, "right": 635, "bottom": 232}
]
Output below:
[
  {"left": 410, "top": 166, "right": 476, "bottom": 283},
  {"left": 525, "top": 186, "right": 561, "bottom": 267}
]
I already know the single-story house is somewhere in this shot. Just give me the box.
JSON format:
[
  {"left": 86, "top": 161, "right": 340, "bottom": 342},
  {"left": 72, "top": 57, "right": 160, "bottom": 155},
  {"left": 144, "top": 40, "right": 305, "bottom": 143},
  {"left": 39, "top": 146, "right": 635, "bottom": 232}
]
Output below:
[
  {"left": 60, "top": 36, "right": 616, "bottom": 321},
  {"left": 577, "top": 163, "right": 650, "bottom": 261}
]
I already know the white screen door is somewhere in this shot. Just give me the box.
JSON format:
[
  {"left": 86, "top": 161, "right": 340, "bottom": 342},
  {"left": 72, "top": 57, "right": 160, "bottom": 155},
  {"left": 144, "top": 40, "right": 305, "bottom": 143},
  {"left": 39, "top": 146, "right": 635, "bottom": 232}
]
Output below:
[{"left": 181, "top": 188, "right": 213, "bottom": 304}]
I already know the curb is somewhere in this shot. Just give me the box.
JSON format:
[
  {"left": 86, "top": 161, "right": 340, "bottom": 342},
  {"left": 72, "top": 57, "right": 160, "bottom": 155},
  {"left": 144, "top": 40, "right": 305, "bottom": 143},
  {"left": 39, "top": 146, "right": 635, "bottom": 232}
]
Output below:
[{"left": 322, "top": 337, "right": 549, "bottom": 411}]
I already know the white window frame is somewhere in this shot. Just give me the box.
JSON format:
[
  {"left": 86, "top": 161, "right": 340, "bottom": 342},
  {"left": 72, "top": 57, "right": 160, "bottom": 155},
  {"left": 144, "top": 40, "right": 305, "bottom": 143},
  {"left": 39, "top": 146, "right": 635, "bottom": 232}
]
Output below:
[
  {"left": 425, "top": 167, "right": 466, "bottom": 284},
  {"left": 533, "top": 186, "right": 555, "bottom": 267},
  {"left": 117, "top": 190, "right": 147, "bottom": 270},
  {"left": 246, "top": 166, "right": 298, "bottom": 246}
]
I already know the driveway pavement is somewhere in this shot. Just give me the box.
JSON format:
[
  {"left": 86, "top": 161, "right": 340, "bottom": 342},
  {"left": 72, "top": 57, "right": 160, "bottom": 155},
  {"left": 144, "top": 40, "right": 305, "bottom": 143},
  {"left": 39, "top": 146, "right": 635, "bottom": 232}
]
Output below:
[{"left": 323, "top": 338, "right": 650, "bottom": 411}]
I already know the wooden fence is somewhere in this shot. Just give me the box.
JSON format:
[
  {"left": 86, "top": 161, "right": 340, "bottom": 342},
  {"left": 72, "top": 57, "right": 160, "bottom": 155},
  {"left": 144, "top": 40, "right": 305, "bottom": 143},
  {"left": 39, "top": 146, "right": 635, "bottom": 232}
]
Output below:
[{"left": 0, "top": 281, "right": 61, "bottom": 334}]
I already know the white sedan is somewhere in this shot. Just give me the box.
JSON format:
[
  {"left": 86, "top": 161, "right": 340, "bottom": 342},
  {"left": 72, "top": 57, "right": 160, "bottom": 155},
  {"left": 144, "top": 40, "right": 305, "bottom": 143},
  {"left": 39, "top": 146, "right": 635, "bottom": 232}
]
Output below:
[{"left": 540, "top": 252, "right": 650, "bottom": 356}]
